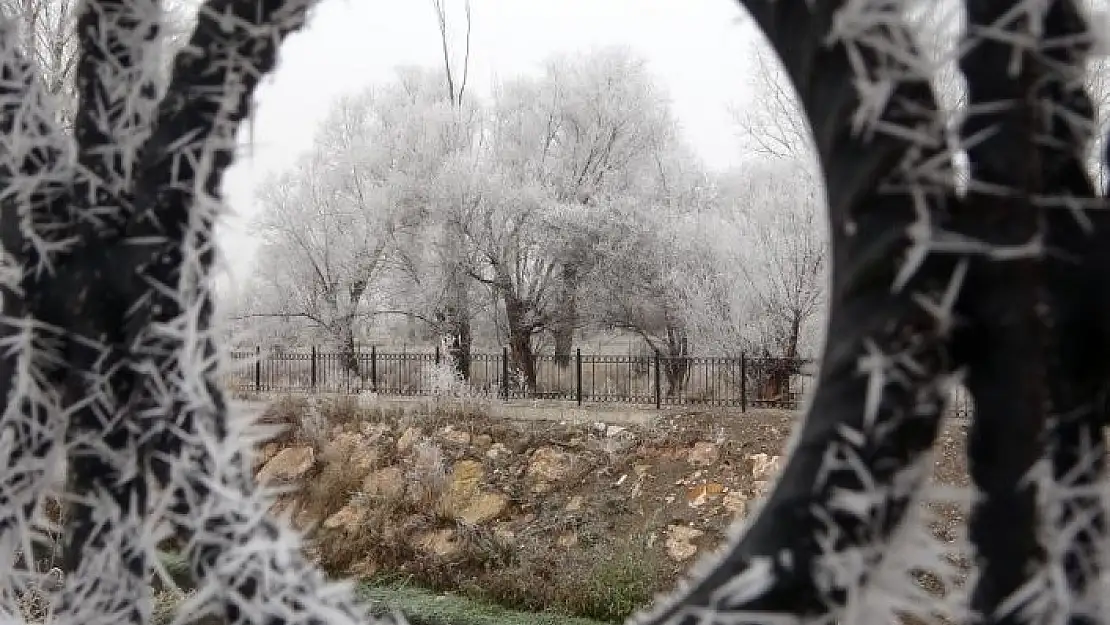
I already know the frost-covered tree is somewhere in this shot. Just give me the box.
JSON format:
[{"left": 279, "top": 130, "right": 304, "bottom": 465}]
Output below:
[
  {"left": 716, "top": 159, "right": 827, "bottom": 361},
  {"left": 489, "top": 46, "right": 677, "bottom": 365},
  {"left": 0, "top": 1, "right": 392, "bottom": 624}
]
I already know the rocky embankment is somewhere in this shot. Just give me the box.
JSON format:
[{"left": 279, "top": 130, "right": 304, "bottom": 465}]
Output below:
[{"left": 250, "top": 397, "right": 971, "bottom": 620}]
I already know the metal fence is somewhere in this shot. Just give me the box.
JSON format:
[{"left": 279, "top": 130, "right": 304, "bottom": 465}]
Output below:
[{"left": 226, "top": 347, "right": 812, "bottom": 411}]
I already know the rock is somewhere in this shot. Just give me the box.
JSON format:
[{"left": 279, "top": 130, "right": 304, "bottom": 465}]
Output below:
[
  {"left": 686, "top": 482, "right": 725, "bottom": 508},
  {"left": 323, "top": 502, "right": 366, "bottom": 531},
  {"left": 257, "top": 446, "right": 315, "bottom": 485},
  {"left": 566, "top": 495, "right": 585, "bottom": 512},
  {"left": 256, "top": 442, "right": 281, "bottom": 466},
  {"left": 397, "top": 426, "right": 423, "bottom": 453},
  {"left": 447, "top": 460, "right": 485, "bottom": 496},
  {"left": 666, "top": 525, "right": 704, "bottom": 561},
  {"left": 325, "top": 431, "right": 360, "bottom": 454},
  {"left": 324, "top": 432, "right": 377, "bottom": 475},
  {"left": 749, "top": 453, "right": 782, "bottom": 481},
  {"left": 457, "top": 492, "right": 508, "bottom": 525},
  {"left": 415, "top": 529, "right": 459, "bottom": 557},
  {"left": 443, "top": 460, "right": 485, "bottom": 515},
  {"left": 633, "top": 464, "right": 652, "bottom": 477},
  {"left": 473, "top": 434, "right": 493, "bottom": 449},
  {"left": 605, "top": 425, "right": 627, "bottom": 437},
  {"left": 362, "top": 466, "right": 405, "bottom": 500},
  {"left": 688, "top": 442, "right": 719, "bottom": 466},
  {"left": 557, "top": 532, "right": 578, "bottom": 548},
  {"left": 723, "top": 491, "right": 747, "bottom": 516},
  {"left": 528, "top": 447, "right": 577, "bottom": 492},
  {"left": 438, "top": 427, "right": 472, "bottom": 446}
]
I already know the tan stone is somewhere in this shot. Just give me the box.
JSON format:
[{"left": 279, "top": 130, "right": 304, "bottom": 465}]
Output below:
[
  {"left": 687, "top": 442, "right": 719, "bottom": 466},
  {"left": 749, "top": 453, "right": 782, "bottom": 481},
  {"left": 528, "top": 447, "right": 576, "bottom": 492},
  {"left": 257, "top": 446, "right": 315, "bottom": 485},
  {"left": 256, "top": 442, "right": 280, "bottom": 466},
  {"left": 438, "top": 427, "right": 471, "bottom": 446},
  {"left": 666, "top": 525, "right": 704, "bottom": 561},
  {"left": 416, "top": 529, "right": 459, "bottom": 557},
  {"left": 323, "top": 502, "right": 366, "bottom": 531},
  {"left": 325, "top": 432, "right": 363, "bottom": 459},
  {"left": 686, "top": 482, "right": 725, "bottom": 508},
  {"left": 473, "top": 434, "right": 493, "bottom": 449},
  {"left": 397, "top": 426, "right": 423, "bottom": 453},
  {"left": 442, "top": 460, "right": 485, "bottom": 514},
  {"left": 633, "top": 464, "right": 652, "bottom": 477},
  {"left": 565, "top": 495, "right": 585, "bottom": 512},
  {"left": 457, "top": 492, "right": 508, "bottom": 525},
  {"left": 362, "top": 466, "right": 405, "bottom": 500},
  {"left": 723, "top": 491, "right": 747, "bottom": 516},
  {"left": 324, "top": 432, "right": 378, "bottom": 476}
]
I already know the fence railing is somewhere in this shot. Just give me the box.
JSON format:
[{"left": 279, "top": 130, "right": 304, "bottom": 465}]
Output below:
[{"left": 226, "top": 347, "right": 812, "bottom": 411}]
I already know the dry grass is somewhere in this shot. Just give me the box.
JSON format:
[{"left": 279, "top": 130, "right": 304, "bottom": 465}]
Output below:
[{"left": 464, "top": 534, "right": 666, "bottom": 623}]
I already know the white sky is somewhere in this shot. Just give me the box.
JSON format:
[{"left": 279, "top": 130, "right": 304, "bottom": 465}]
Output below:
[{"left": 218, "top": 0, "right": 762, "bottom": 285}]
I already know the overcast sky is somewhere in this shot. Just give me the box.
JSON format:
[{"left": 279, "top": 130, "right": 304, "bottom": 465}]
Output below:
[{"left": 218, "top": 0, "right": 762, "bottom": 285}]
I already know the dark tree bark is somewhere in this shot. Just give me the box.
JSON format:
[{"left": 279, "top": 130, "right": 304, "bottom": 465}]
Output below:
[
  {"left": 636, "top": 2, "right": 962, "bottom": 622},
  {"left": 504, "top": 294, "right": 537, "bottom": 394},
  {"left": 0, "top": 1, "right": 385, "bottom": 623},
  {"left": 955, "top": 2, "right": 1110, "bottom": 622}
]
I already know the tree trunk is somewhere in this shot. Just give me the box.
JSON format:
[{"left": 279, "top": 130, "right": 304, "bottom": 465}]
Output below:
[
  {"left": 503, "top": 295, "right": 537, "bottom": 394},
  {"left": 663, "top": 326, "right": 690, "bottom": 397},
  {"left": 443, "top": 277, "right": 472, "bottom": 379},
  {"left": 337, "top": 321, "right": 360, "bottom": 379},
  {"left": 553, "top": 324, "right": 574, "bottom": 369},
  {"left": 552, "top": 264, "right": 578, "bottom": 368}
]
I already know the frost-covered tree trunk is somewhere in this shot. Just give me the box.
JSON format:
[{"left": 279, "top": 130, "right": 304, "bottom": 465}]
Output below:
[
  {"left": 0, "top": 1, "right": 387, "bottom": 623},
  {"left": 955, "top": 0, "right": 1109, "bottom": 619},
  {"left": 634, "top": 2, "right": 1110, "bottom": 625},
  {"left": 430, "top": 0, "right": 473, "bottom": 380}
]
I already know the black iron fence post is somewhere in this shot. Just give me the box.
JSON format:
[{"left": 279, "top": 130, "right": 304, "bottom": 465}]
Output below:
[
  {"left": 370, "top": 345, "right": 378, "bottom": 392},
  {"left": 575, "top": 349, "right": 583, "bottom": 406},
  {"left": 254, "top": 345, "right": 261, "bottom": 394},
  {"left": 310, "top": 345, "right": 317, "bottom": 391},
  {"left": 740, "top": 353, "right": 748, "bottom": 412},
  {"left": 435, "top": 344, "right": 441, "bottom": 366},
  {"left": 654, "top": 352, "right": 662, "bottom": 409},
  {"left": 501, "top": 346, "right": 510, "bottom": 400}
]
